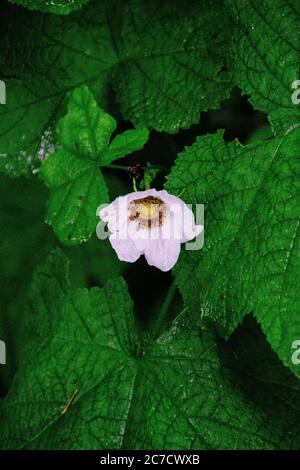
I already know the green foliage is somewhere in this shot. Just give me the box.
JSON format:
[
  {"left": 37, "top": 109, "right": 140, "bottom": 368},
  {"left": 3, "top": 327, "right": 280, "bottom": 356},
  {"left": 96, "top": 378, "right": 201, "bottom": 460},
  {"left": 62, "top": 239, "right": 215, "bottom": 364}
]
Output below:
[
  {"left": 101, "top": 129, "right": 150, "bottom": 166},
  {"left": 227, "top": 0, "right": 300, "bottom": 133},
  {"left": 66, "top": 237, "right": 126, "bottom": 290},
  {"left": 0, "top": 175, "right": 55, "bottom": 392},
  {"left": 166, "top": 126, "right": 300, "bottom": 376},
  {"left": 0, "top": 0, "right": 232, "bottom": 176},
  {"left": 1, "top": 250, "right": 300, "bottom": 450},
  {"left": 0, "top": 0, "right": 300, "bottom": 451},
  {"left": 40, "top": 85, "right": 148, "bottom": 245},
  {"left": 8, "top": 0, "right": 90, "bottom": 15}
]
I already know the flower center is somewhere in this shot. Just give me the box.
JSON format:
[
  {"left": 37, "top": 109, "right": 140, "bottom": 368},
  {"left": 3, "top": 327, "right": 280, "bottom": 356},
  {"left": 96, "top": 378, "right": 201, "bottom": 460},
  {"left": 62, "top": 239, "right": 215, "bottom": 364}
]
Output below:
[{"left": 128, "top": 196, "right": 166, "bottom": 229}]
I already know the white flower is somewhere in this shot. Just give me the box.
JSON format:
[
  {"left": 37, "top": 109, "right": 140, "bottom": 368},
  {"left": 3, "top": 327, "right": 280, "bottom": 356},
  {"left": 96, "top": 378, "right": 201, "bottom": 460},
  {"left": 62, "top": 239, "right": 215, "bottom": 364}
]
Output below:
[{"left": 99, "top": 188, "right": 203, "bottom": 272}]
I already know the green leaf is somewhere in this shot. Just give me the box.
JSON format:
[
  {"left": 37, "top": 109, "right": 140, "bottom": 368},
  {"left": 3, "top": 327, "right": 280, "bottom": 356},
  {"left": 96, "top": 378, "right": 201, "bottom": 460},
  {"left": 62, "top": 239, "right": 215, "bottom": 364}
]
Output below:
[
  {"left": 41, "top": 149, "right": 109, "bottom": 245},
  {"left": 8, "top": 0, "right": 90, "bottom": 15},
  {"left": 100, "top": 128, "right": 149, "bottom": 166},
  {"left": 1, "top": 249, "right": 300, "bottom": 450},
  {"left": 139, "top": 163, "right": 159, "bottom": 190},
  {"left": 112, "top": 0, "right": 232, "bottom": 132},
  {"left": 227, "top": 0, "right": 300, "bottom": 133},
  {"left": 0, "top": 0, "right": 232, "bottom": 176},
  {"left": 40, "top": 85, "right": 147, "bottom": 245},
  {"left": 166, "top": 126, "right": 300, "bottom": 377},
  {"left": 57, "top": 86, "right": 117, "bottom": 160}
]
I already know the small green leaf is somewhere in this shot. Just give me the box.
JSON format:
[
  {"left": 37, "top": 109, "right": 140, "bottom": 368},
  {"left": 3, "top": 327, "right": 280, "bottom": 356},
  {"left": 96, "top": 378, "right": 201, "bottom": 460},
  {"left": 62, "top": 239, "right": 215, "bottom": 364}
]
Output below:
[
  {"left": 40, "top": 85, "right": 148, "bottom": 245},
  {"left": 166, "top": 126, "right": 300, "bottom": 377},
  {"left": 41, "top": 150, "right": 109, "bottom": 245},
  {"left": 100, "top": 128, "right": 149, "bottom": 165},
  {"left": 1, "top": 249, "right": 300, "bottom": 450},
  {"left": 58, "top": 86, "right": 116, "bottom": 160},
  {"left": 139, "top": 163, "right": 159, "bottom": 190}
]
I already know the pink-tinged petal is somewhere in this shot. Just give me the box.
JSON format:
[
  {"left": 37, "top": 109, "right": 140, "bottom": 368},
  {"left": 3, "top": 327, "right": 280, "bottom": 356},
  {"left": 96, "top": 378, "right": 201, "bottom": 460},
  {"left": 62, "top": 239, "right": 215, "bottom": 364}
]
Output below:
[
  {"left": 109, "top": 235, "right": 141, "bottom": 263},
  {"left": 144, "top": 238, "right": 181, "bottom": 272},
  {"left": 100, "top": 196, "right": 128, "bottom": 232},
  {"left": 99, "top": 203, "right": 116, "bottom": 222},
  {"left": 191, "top": 224, "right": 204, "bottom": 239},
  {"left": 98, "top": 188, "right": 204, "bottom": 270},
  {"left": 158, "top": 190, "right": 203, "bottom": 242},
  {"left": 108, "top": 209, "right": 128, "bottom": 233}
]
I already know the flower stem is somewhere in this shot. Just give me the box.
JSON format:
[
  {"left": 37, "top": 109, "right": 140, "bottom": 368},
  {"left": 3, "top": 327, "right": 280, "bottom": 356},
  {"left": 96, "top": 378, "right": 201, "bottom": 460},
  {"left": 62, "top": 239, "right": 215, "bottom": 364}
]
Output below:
[
  {"left": 152, "top": 278, "right": 177, "bottom": 338},
  {"left": 133, "top": 178, "right": 138, "bottom": 192}
]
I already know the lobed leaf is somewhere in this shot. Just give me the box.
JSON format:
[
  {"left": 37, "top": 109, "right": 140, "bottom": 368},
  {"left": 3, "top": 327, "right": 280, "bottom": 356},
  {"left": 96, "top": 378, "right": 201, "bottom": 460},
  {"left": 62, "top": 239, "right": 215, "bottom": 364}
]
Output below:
[
  {"left": 40, "top": 85, "right": 148, "bottom": 245},
  {"left": 166, "top": 126, "right": 300, "bottom": 376},
  {"left": 227, "top": 0, "right": 300, "bottom": 133},
  {"left": 1, "top": 250, "right": 300, "bottom": 449},
  {"left": 0, "top": 0, "right": 232, "bottom": 176}
]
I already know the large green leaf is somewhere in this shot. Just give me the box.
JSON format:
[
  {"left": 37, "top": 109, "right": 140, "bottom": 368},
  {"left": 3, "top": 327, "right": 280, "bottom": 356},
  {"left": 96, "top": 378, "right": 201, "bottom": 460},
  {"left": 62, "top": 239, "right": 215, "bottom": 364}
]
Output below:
[
  {"left": 1, "top": 249, "right": 300, "bottom": 450},
  {"left": 227, "top": 0, "right": 300, "bottom": 133},
  {"left": 8, "top": 0, "right": 90, "bottom": 15},
  {"left": 166, "top": 126, "right": 300, "bottom": 376},
  {"left": 0, "top": 0, "right": 232, "bottom": 176},
  {"left": 40, "top": 85, "right": 148, "bottom": 245}
]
